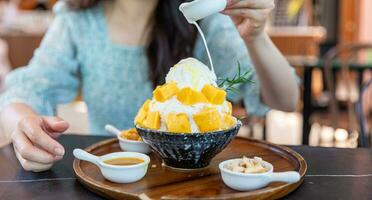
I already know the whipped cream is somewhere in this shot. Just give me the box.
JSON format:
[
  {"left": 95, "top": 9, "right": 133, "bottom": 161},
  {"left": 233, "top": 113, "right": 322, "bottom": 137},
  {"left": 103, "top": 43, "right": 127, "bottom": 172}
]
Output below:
[{"left": 165, "top": 58, "right": 217, "bottom": 91}]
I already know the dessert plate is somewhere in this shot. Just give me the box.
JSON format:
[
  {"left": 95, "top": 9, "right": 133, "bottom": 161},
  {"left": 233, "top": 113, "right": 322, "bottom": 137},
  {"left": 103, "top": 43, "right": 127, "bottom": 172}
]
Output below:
[{"left": 73, "top": 137, "right": 307, "bottom": 200}]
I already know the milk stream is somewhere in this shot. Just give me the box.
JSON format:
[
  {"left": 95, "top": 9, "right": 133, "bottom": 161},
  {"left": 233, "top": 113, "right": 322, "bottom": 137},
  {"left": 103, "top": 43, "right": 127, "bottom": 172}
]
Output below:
[{"left": 192, "top": 21, "right": 215, "bottom": 75}]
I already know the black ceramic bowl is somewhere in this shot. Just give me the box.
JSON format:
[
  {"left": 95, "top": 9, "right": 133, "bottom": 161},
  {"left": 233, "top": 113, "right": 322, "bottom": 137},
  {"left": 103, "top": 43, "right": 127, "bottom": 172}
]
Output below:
[{"left": 136, "top": 121, "right": 241, "bottom": 169}]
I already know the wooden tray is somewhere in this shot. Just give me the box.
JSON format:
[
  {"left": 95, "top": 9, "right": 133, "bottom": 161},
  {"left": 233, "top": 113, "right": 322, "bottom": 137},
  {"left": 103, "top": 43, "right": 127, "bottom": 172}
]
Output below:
[{"left": 73, "top": 137, "right": 307, "bottom": 200}]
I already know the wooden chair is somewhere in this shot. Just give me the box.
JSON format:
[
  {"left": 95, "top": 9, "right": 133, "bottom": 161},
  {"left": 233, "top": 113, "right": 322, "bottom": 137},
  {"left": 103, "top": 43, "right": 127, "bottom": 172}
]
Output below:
[
  {"left": 355, "top": 80, "right": 371, "bottom": 147},
  {"left": 323, "top": 44, "right": 372, "bottom": 147}
]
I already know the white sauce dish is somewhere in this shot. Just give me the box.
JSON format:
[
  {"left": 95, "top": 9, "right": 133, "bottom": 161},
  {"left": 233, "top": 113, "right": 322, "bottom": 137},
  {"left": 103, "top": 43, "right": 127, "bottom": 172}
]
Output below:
[
  {"left": 105, "top": 124, "right": 151, "bottom": 154},
  {"left": 73, "top": 149, "right": 150, "bottom": 183}
]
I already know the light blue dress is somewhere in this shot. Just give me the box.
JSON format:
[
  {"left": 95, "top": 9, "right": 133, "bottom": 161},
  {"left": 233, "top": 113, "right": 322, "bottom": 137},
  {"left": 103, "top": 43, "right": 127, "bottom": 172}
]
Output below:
[{"left": 0, "top": 2, "right": 269, "bottom": 135}]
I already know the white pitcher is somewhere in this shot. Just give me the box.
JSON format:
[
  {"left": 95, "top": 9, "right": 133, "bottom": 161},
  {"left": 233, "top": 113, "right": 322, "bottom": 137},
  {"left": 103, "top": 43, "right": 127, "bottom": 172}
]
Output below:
[{"left": 179, "top": 0, "right": 227, "bottom": 23}]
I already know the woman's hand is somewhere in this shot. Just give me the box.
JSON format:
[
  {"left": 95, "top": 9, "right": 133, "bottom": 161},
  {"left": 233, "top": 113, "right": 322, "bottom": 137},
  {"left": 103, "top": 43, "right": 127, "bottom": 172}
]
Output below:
[
  {"left": 222, "top": 0, "right": 275, "bottom": 41},
  {"left": 222, "top": 1, "right": 299, "bottom": 111},
  {"left": 11, "top": 115, "right": 69, "bottom": 172}
]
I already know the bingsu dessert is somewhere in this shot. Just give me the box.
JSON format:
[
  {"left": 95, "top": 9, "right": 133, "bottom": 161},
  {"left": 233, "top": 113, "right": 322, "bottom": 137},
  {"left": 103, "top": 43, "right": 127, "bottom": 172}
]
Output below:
[{"left": 134, "top": 58, "right": 237, "bottom": 133}]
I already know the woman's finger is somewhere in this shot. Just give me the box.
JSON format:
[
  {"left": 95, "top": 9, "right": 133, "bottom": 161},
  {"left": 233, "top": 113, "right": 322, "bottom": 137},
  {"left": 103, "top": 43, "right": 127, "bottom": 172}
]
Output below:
[
  {"left": 19, "top": 116, "right": 65, "bottom": 157},
  {"left": 14, "top": 147, "right": 53, "bottom": 172},
  {"left": 227, "top": 0, "right": 275, "bottom": 9},
  {"left": 230, "top": 15, "right": 245, "bottom": 27},
  {"left": 235, "top": 19, "right": 255, "bottom": 37},
  {"left": 12, "top": 129, "right": 56, "bottom": 164},
  {"left": 223, "top": 9, "right": 268, "bottom": 22},
  {"left": 42, "top": 116, "right": 69, "bottom": 133},
  {"left": 41, "top": 116, "right": 69, "bottom": 139}
]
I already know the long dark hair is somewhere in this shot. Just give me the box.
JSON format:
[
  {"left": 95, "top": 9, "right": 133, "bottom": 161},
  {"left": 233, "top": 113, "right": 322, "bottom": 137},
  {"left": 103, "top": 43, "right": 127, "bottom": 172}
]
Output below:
[{"left": 66, "top": 0, "right": 197, "bottom": 86}]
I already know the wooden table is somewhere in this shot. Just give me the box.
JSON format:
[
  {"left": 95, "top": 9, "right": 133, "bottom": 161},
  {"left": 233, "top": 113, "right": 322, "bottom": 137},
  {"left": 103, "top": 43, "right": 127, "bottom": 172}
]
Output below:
[{"left": 0, "top": 135, "right": 371, "bottom": 200}]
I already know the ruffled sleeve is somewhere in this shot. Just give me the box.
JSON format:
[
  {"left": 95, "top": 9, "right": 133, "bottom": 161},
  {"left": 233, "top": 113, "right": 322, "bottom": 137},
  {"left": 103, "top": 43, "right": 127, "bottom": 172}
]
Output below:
[
  {"left": 0, "top": 5, "right": 80, "bottom": 115},
  {"left": 194, "top": 14, "right": 270, "bottom": 116}
]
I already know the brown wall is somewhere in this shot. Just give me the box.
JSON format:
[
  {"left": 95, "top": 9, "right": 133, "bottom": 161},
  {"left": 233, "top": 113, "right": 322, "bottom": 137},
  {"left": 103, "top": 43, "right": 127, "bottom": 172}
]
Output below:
[
  {"left": 339, "top": 0, "right": 360, "bottom": 45},
  {"left": 1, "top": 34, "right": 43, "bottom": 68}
]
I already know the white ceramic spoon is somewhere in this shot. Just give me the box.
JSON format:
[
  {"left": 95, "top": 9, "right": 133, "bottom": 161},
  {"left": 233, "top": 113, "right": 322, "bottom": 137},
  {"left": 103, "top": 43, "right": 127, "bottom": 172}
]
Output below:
[
  {"left": 104, "top": 124, "right": 151, "bottom": 154},
  {"left": 73, "top": 148, "right": 150, "bottom": 183},
  {"left": 219, "top": 159, "right": 301, "bottom": 191},
  {"left": 105, "top": 124, "right": 121, "bottom": 136}
]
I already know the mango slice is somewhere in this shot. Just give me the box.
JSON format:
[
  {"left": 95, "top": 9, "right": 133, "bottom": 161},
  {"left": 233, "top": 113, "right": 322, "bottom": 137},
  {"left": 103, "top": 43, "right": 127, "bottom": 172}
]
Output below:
[
  {"left": 177, "top": 87, "right": 208, "bottom": 105},
  {"left": 222, "top": 114, "right": 236, "bottom": 129},
  {"left": 134, "top": 100, "right": 151, "bottom": 125},
  {"left": 193, "top": 107, "right": 222, "bottom": 132},
  {"left": 142, "top": 111, "right": 161, "bottom": 130},
  {"left": 227, "top": 101, "right": 232, "bottom": 115},
  {"left": 201, "top": 84, "right": 226, "bottom": 105},
  {"left": 120, "top": 128, "right": 141, "bottom": 141},
  {"left": 153, "top": 82, "right": 179, "bottom": 102},
  {"left": 165, "top": 113, "right": 191, "bottom": 133}
]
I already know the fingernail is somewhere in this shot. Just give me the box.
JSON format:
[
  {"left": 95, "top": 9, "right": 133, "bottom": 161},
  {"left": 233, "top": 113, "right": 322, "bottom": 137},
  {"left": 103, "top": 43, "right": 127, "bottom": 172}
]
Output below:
[
  {"left": 54, "top": 147, "right": 64, "bottom": 156},
  {"left": 55, "top": 121, "right": 68, "bottom": 126},
  {"left": 51, "top": 132, "right": 62, "bottom": 137},
  {"left": 54, "top": 155, "right": 63, "bottom": 161}
]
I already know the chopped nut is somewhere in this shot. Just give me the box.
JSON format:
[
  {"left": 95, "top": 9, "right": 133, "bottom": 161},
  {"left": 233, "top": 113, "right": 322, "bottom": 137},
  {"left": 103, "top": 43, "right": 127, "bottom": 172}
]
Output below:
[{"left": 224, "top": 156, "right": 268, "bottom": 174}]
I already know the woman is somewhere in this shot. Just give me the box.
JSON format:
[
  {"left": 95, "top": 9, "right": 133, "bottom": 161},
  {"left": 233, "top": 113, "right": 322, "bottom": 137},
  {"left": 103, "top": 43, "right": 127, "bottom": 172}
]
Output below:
[
  {"left": 0, "top": 0, "right": 298, "bottom": 172},
  {"left": 0, "top": 39, "right": 10, "bottom": 92}
]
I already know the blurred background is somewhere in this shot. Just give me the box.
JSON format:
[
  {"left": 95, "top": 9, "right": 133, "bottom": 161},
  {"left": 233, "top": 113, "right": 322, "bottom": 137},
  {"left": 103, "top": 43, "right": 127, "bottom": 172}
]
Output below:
[{"left": 0, "top": 0, "right": 371, "bottom": 148}]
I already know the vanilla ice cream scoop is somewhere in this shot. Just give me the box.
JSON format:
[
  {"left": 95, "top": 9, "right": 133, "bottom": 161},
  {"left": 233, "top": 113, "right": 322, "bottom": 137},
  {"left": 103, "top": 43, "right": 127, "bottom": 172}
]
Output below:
[{"left": 165, "top": 58, "right": 217, "bottom": 91}]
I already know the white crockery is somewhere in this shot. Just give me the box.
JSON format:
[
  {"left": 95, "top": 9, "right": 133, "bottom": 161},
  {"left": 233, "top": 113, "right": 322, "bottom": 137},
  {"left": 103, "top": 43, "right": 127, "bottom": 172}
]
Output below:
[
  {"left": 179, "top": 0, "right": 227, "bottom": 23},
  {"left": 73, "top": 149, "right": 150, "bottom": 183},
  {"left": 105, "top": 124, "right": 151, "bottom": 154},
  {"left": 219, "top": 159, "right": 301, "bottom": 191}
]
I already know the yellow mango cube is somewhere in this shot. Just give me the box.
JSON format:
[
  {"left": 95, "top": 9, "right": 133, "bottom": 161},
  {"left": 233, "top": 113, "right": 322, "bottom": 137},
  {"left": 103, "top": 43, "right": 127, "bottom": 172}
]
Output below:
[
  {"left": 227, "top": 101, "right": 232, "bottom": 115},
  {"left": 165, "top": 113, "right": 191, "bottom": 133},
  {"left": 120, "top": 128, "right": 141, "bottom": 141},
  {"left": 222, "top": 114, "right": 236, "bottom": 129},
  {"left": 177, "top": 87, "right": 208, "bottom": 105},
  {"left": 153, "top": 82, "right": 179, "bottom": 102},
  {"left": 134, "top": 100, "right": 151, "bottom": 125},
  {"left": 193, "top": 107, "right": 222, "bottom": 132},
  {"left": 142, "top": 111, "right": 161, "bottom": 130},
  {"left": 201, "top": 84, "right": 227, "bottom": 105}
]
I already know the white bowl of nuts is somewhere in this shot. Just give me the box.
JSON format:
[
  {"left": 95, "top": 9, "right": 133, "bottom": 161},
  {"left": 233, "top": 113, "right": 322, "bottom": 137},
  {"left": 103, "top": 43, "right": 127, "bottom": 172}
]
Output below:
[{"left": 219, "top": 156, "right": 301, "bottom": 191}]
